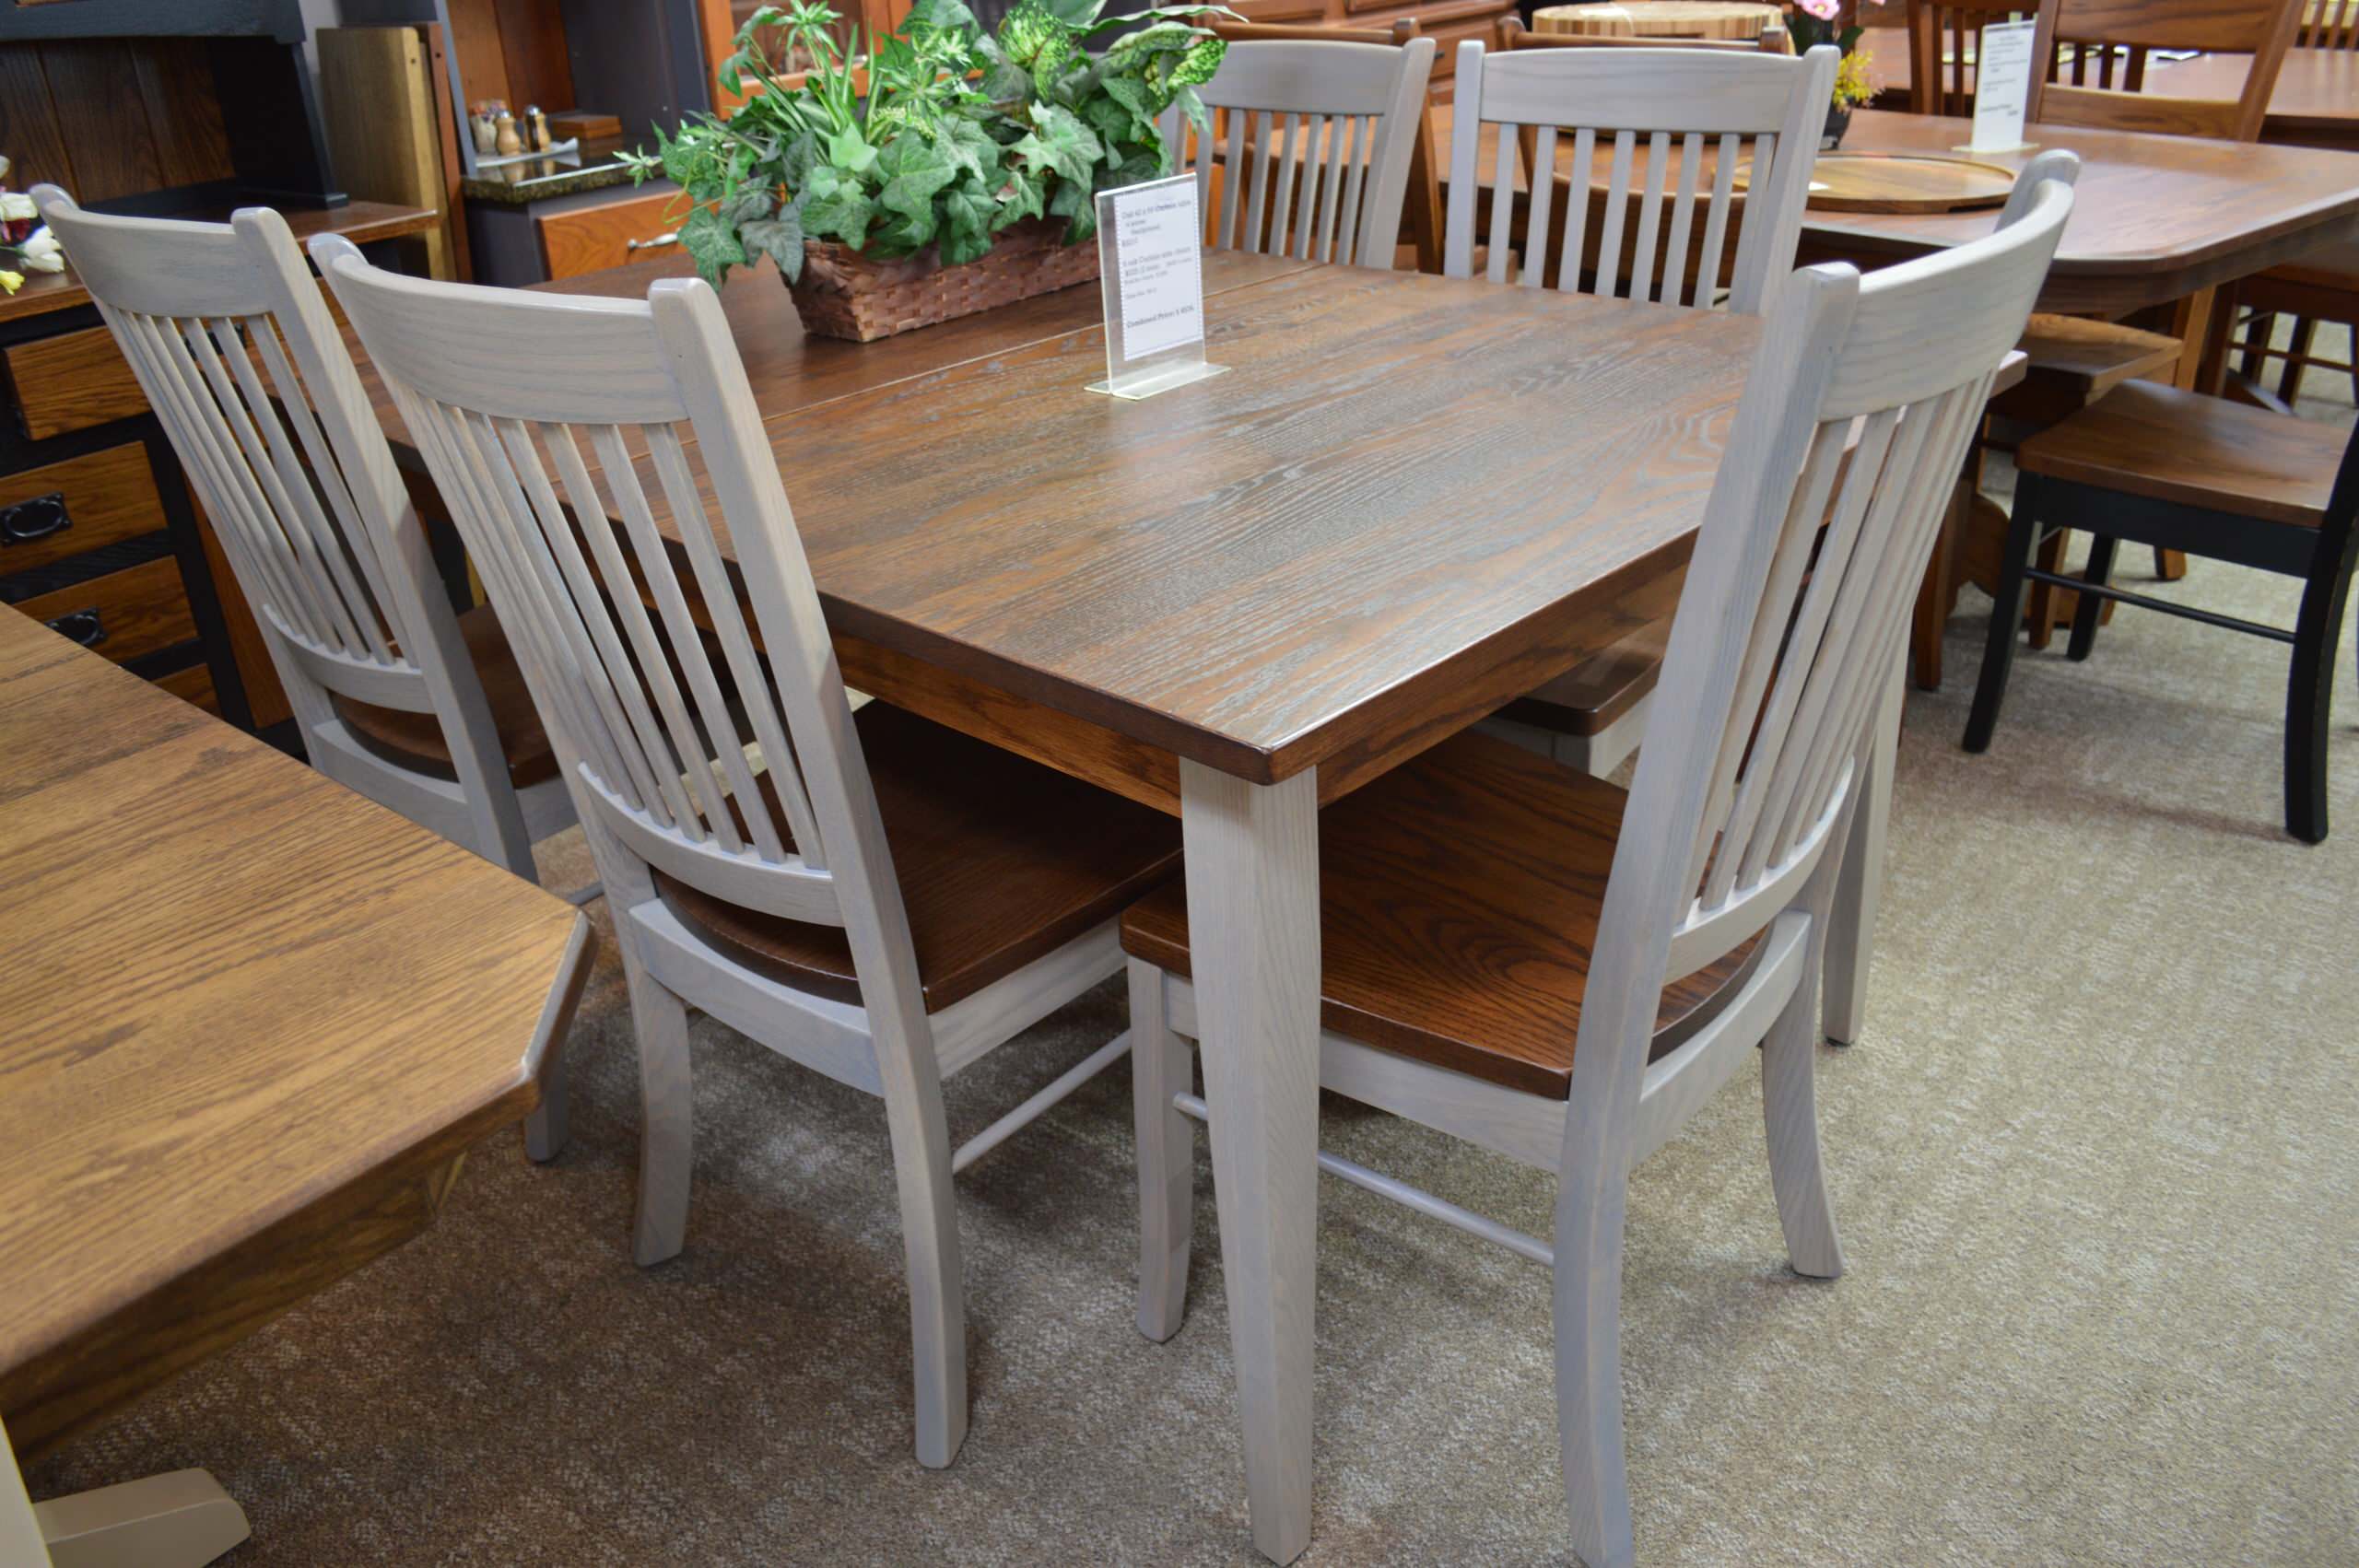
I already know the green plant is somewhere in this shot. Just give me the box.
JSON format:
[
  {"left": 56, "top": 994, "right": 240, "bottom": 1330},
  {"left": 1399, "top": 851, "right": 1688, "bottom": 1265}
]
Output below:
[
  {"left": 1788, "top": 0, "right": 1885, "bottom": 107},
  {"left": 621, "top": 0, "right": 1231, "bottom": 288}
]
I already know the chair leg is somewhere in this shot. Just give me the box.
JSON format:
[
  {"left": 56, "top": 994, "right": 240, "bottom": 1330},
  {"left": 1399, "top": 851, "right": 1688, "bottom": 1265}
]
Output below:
[
  {"left": 625, "top": 951, "right": 695, "bottom": 1269},
  {"left": 1131, "top": 959, "right": 1196, "bottom": 1343},
  {"left": 2284, "top": 539, "right": 2355, "bottom": 845},
  {"left": 1824, "top": 659, "right": 1898, "bottom": 1047},
  {"left": 2024, "top": 527, "right": 2068, "bottom": 649},
  {"left": 2066, "top": 533, "right": 2117, "bottom": 662},
  {"left": 1765, "top": 877, "right": 1848, "bottom": 1281},
  {"left": 2277, "top": 315, "right": 2317, "bottom": 407},
  {"left": 1553, "top": 1169, "right": 1636, "bottom": 1568},
  {"left": 1963, "top": 486, "right": 2045, "bottom": 753},
  {"left": 872, "top": 1013, "right": 968, "bottom": 1470}
]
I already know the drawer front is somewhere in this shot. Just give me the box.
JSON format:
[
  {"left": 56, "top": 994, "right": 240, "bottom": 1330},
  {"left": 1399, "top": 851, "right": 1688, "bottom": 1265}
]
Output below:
[
  {"left": 19, "top": 555, "right": 194, "bottom": 665},
  {"left": 155, "top": 661, "right": 220, "bottom": 714},
  {"left": 1231, "top": 0, "right": 1329, "bottom": 18},
  {"left": 539, "top": 192, "right": 690, "bottom": 281},
  {"left": 7, "top": 325, "right": 150, "bottom": 441},
  {"left": 0, "top": 443, "right": 167, "bottom": 576}
]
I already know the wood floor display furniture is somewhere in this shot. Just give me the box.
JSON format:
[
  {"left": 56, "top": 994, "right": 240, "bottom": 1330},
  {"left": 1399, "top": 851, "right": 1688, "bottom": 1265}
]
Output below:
[
  {"left": 1165, "top": 35, "right": 1439, "bottom": 269},
  {"left": 1964, "top": 381, "right": 2359, "bottom": 841},
  {"left": 317, "top": 236, "right": 1187, "bottom": 1473},
  {"left": 335, "top": 245, "right": 1765, "bottom": 1562},
  {"left": 1127, "top": 178, "right": 2075, "bottom": 1568},
  {"left": 0, "top": 601, "right": 593, "bottom": 1566},
  {"left": 36, "top": 192, "right": 592, "bottom": 1159}
]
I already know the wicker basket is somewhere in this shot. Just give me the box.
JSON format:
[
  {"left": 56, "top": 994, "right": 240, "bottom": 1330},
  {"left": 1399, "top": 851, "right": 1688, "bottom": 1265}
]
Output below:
[{"left": 787, "top": 216, "right": 1101, "bottom": 343}]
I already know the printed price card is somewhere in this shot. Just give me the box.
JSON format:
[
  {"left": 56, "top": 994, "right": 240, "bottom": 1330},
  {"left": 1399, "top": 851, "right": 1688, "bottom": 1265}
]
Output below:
[
  {"left": 1088, "top": 173, "right": 1228, "bottom": 400},
  {"left": 1963, "top": 20, "right": 2038, "bottom": 153}
]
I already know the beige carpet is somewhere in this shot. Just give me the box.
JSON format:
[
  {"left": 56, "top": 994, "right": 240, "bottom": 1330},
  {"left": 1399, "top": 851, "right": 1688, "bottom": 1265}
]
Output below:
[{"left": 26, "top": 350, "right": 2358, "bottom": 1565}]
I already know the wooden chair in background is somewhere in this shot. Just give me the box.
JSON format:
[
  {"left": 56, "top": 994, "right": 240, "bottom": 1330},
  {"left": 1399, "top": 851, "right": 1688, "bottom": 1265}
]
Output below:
[
  {"left": 1496, "top": 15, "right": 1793, "bottom": 52},
  {"left": 316, "top": 237, "right": 1183, "bottom": 1471},
  {"left": 1207, "top": 19, "right": 1447, "bottom": 272},
  {"left": 36, "top": 188, "right": 587, "bottom": 1163},
  {"left": 1165, "top": 33, "right": 1440, "bottom": 271},
  {"left": 2227, "top": 1, "right": 2359, "bottom": 413},
  {"left": 1130, "top": 180, "right": 2075, "bottom": 1568},
  {"left": 1905, "top": 0, "right": 2038, "bottom": 115},
  {"left": 1965, "top": 379, "right": 2359, "bottom": 842}
]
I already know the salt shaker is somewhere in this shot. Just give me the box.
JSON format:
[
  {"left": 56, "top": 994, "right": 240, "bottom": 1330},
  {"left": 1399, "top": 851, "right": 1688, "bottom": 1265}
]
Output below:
[{"left": 495, "top": 111, "right": 523, "bottom": 157}]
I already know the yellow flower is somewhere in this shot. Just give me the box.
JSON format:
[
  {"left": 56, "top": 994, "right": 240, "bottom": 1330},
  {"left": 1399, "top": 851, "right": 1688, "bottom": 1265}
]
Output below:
[
  {"left": 1833, "top": 48, "right": 1880, "bottom": 110},
  {"left": 0, "top": 271, "right": 21, "bottom": 296}
]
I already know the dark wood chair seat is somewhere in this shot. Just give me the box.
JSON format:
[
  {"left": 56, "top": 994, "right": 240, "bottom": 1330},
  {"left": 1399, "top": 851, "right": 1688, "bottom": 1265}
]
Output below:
[
  {"left": 2016, "top": 380, "right": 2345, "bottom": 526},
  {"left": 1121, "top": 730, "right": 1754, "bottom": 1100},
  {"left": 659, "top": 704, "right": 1181, "bottom": 1013},
  {"left": 333, "top": 603, "right": 557, "bottom": 788},
  {"left": 1968, "top": 380, "right": 2359, "bottom": 841},
  {"left": 1992, "top": 314, "right": 2184, "bottom": 427},
  {"left": 1496, "top": 613, "right": 1671, "bottom": 738}
]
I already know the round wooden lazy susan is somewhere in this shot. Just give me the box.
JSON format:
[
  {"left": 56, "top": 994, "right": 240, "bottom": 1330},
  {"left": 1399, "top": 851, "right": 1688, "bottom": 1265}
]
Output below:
[
  {"left": 1532, "top": 1, "right": 1785, "bottom": 39},
  {"left": 1739, "top": 153, "right": 2019, "bottom": 214}
]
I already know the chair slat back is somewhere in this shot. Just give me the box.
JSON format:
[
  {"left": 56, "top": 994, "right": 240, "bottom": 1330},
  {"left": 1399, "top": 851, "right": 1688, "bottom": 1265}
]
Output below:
[
  {"left": 2029, "top": 0, "right": 2302, "bottom": 138},
  {"left": 317, "top": 242, "right": 869, "bottom": 930},
  {"left": 1625, "top": 181, "right": 2072, "bottom": 991},
  {"left": 35, "top": 196, "right": 415, "bottom": 678},
  {"left": 1442, "top": 41, "right": 1837, "bottom": 313},
  {"left": 1160, "top": 37, "right": 1438, "bottom": 269},
  {"left": 1496, "top": 15, "right": 1792, "bottom": 52},
  {"left": 1906, "top": 0, "right": 2045, "bottom": 114},
  {"left": 2299, "top": 0, "right": 2359, "bottom": 46}
]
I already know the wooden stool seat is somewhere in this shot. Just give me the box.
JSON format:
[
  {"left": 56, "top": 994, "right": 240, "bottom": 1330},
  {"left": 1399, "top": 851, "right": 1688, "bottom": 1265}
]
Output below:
[
  {"left": 2016, "top": 379, "right": 2344, "bottom": 526},
  {"left": 1121, "top": 730, "right": 1754, "bottom": 1100},
  {"left": 1993, "top": 313, "right": 2184, "bottom": 424},
  {"left": 659, "top": 704, "right": 1180, "bottom": 1013},
  {"left": 333, "top": 603, "right": 558, "bottom": 788}
]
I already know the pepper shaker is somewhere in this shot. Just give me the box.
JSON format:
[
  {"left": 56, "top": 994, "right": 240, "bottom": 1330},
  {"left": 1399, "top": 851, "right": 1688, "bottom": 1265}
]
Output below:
[
  {"left": 527, "top": 105, "right": 551, "bottom": 152},
  {"left": 494, "top": 110, "right": 523, "bottom": 157}
]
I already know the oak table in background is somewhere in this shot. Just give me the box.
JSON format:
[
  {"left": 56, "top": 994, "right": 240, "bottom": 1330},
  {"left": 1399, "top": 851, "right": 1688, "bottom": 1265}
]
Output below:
[
  {"left": 1876, "top": 47, "right": 2359, "bottom": 152},
  {"left": 358, "top": 254, "right": 1758, "bottom": 1563},
  {"left": 0, "top": 605, "right": 594, "bottom": 1567}
]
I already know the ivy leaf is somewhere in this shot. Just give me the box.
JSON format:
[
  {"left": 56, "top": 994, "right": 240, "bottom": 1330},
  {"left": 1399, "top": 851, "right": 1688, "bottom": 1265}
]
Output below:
[
  {"left": 798, "top": 166, "right": 874, "bottom": 246},
  {"left": 939, "top": 116, "right": 1004, "bottom": 186},
  {"left": 875, "top": 133, "right": 957, "bottom": 230},
  {"left": 1047, "top": 173, "right": 1097, "bottom": 244},
  {"left": 780, "top": 130, "right": 822, "bottom": 187},
  {"left": 827, "top": 123, "right": 880, "bottom": 178},
  {"left": 677, "top": 204, "right": 747, "bottom": 286},
  {"left": 939, "top": 174, "right": 999, "bottom": 264},
  {"left": 742, "top": 204, "right": 806, "bottom": 282},
  {"left": 1009, "top": 102, "right": 1102, "bottom": 189},
  {"left": 996, "top": 162, "right": 1048, "bottom": 228},
  {"left": 724, "top": 187, "right": 777, "bottom": 227}
]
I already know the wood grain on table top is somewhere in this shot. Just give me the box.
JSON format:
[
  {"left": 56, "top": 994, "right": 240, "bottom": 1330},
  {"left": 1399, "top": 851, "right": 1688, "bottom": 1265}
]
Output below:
[
  {"left": 0, "top": 605, "right": 592, "bottom": 1382},
  {"left": 1437, "top": 107, "right": 2359, "bottom": 307},
  {"left": 344, "top": 247, "right": 1313, "bottom": 458},
  {"left": 346, "top": 251, "right": 1749, "bottom": 789},
  {"left": 712, "top": 264, "right": 1754, "bottom": 785}
]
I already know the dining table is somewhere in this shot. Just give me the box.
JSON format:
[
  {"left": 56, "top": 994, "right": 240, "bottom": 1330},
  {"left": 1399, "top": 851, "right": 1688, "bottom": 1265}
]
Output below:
[
  {"left": 1872, "top": 45, "right": 2359, "bottom": 153},
  {"left": 344, "top": 245, "right": 1761, "bottom": 1564},
  {"left": 0, "top": 604, "right": 595, "bottom": 1565}
]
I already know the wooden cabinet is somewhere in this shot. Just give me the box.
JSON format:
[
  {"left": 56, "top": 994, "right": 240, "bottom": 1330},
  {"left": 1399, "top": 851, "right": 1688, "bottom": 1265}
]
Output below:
[
  {"left": 538, "top": 190, "right": 691, "bottom": 279},
  {"left": 19, "top": 555, "right": 198, "bottom": 666},
  {"left": 6, "top": 326, "right": 147, "bottom": 441}
]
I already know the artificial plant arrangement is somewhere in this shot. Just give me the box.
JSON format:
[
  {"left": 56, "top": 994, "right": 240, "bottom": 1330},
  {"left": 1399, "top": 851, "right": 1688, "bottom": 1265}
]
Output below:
[
  {"left": 622, "top": 0, "right": 1228, "bottom": 337},
  {"left": 1787, "top": 0, "right": 1884, "bottom": 146}
]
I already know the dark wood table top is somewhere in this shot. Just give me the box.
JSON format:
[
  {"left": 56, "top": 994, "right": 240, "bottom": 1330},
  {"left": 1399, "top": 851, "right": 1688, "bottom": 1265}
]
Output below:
[
  {"left": 350, "top": 254, "right": 1755, "bottom": 794},
  {"left": 0, "top": 605, "right": 593, "bottom": 1452},
  {"left": 1437, "top": 106, "right": 2359, "bottom": 311},
  {"left": 0, "top": 199, "right": 440, "bottom": 327}
]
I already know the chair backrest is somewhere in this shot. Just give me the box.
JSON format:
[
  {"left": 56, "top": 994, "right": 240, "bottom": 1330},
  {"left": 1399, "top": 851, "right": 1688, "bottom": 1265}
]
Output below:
[
  {"left": 2028, "top": 0, "right": 2303, "bottom": 139},
  {"left": 1158, "top": 36, "right": 1438, "bottom": 270},
  {"left": 2300, "top": 0, "right": 2359, "bottom": 46},
  {"left": 1496, "top": 14, "right": 1793, "bottom": 52},
  {"left": 29, "top": 187, "right": 530, "bottom": 860},
  {"left": 312, "top": 236, "right": 909, "bottom": 977},
  {"left": 1906, "top": 0, "right": 2044, "bottom": 114},
  {"left": 1575, "top": 178, "right": 2075, "bottom": 1144},
  {"left": 1443, "top": 40, "right": 1837, "bottom": 311}
]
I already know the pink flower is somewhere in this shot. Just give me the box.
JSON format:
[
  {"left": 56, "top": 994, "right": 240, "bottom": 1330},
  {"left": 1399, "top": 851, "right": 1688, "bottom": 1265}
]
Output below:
[{"left": 1797, "top": 0, "right": 1840, "bottom": 17}]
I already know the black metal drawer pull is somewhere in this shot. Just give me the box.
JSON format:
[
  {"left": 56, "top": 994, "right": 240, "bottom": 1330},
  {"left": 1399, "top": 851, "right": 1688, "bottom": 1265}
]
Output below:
[
  {"left": 45, "top": 607, "right": 105, "bottom": 648},
  {"left": 1, "top": 492, "right": 71, "bottom": 545}
]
